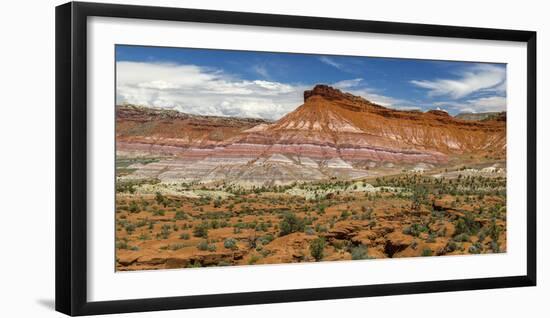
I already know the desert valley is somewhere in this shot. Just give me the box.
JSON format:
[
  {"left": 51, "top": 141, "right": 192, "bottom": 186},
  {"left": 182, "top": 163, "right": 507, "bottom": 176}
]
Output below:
[{"left": 115, "top": 85, "right": 507, "bottom": 271}]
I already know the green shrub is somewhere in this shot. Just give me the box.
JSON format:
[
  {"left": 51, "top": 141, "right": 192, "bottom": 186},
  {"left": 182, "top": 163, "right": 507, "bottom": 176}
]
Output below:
[
  {"left": 248, "top": 254, "right": 260, "bottom": 265},
  {"left": 468, "top": 242, "right": 482, "bottom": 254},
  {"left": 155, "top": 191, "right": 166, "bottom": 207},
  {"left": 138, "top": 233, "right": 151, "bottom": 241},
  {"left": 315, "top": 223, "right": 327, "bottom": 233},
  {"left": 160, "top": 224, "right": 171, "bottom": 239},
  {"left": 279, "top": 213, "right": 305, "bottom": 236},
  {"left": 135, "top": 219, "right": 148, "bottom": 228},
  {"left": 454, "top": 218, "right": 467, "bottom": 235},
  {"left": 187, "top": 260, "right": 202, "bottom": 268},
  {"left": 351, "top": 245, "right": 369, "bottom": 260},
  {"left": 152, "top": 209, "right": 165, "bottom": 216},
  {"left": 402, "top": 223, "right": 428, "bottom": 237},
  {"left": 179, "top": 232, "right": 190, "bottom": 240},
  {"left": 421, "top": 248, "right": 433, "bottom": 256},
  {"left": 255, "top": 222, "right": 269, "bottom": 232},
  {"left": 125, "top": 223, "right": 136, "bottom": 234},
  {"left": 453, "top": 233, "right": 470, "bottom": 242},
  {"left": 175, "top": 211, "right": 187, "bottom": 220},
  {"left": 193, "top": 222, "right": 209, "bottom": 238},
  {"left": 454, "top": 213, "right": 480, "bottom": 236},
  {"left": 223, "top": 238, "right": 238, "bottom": 250},
  {"left": 197, "top": 240, "right": 210, "bottom": 251},
  {"left": 488, "top": 218, "right": 501, "bottom": 243},
  {"left": 169, "top": 243, "right": 186, "bottom": 251},
  {"left": 128, "top": 201, "right": 139, "bottom": 213},
  {"left": 316, "top": 204, "right": 326, "bottom": 214},
  {"left": 258, "top": 234, "right": 274, "bottom": 245},
  {"left": 446, "top": 241, "right": 458, "bottom": 253},
  {"left": 340, "top": 210, "right": 350, "bottom": 220},
  {"left": 116, "top": 240, "right": 129, "bottom": 249},
  {"left": 209, "top": 219, "right": 219, "bottom": 229},
  {"left": 309, "top": 237, "right": 326, "bottom": 262},
  {"left": 477, "top": 230, "right": 487, "bottom": 243}
]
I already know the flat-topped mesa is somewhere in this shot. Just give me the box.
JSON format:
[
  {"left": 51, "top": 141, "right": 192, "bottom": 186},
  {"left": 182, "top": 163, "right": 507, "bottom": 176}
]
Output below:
[
  {"left": 303, "top": 84, "right": 371, "bottom": 103},
  {"left": 304, "top": 84, "right": 341, "bottom": 101}
]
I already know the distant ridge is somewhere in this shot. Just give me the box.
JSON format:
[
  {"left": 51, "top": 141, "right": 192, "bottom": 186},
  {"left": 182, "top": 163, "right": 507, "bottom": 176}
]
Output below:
[{"left": 455, "top": 111, "right": 506, "bottom": 122}]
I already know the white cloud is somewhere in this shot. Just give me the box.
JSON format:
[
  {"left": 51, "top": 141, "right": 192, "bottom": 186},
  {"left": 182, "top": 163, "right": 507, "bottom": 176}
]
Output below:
[
  {"left": 486, "top": 80, "right": 507, "bottom": 94},
  {"left": 252, "top": 65, "right": 270, "bottom": 79},
  {"left": 116, "top": 61, "right": 306, "bottom": 120},
  {"left": 465, "top": 96, "right": 506, "bottom": 112},
  {"left": 410, "top": 64, "right": 506, "bottom": 99},
  {"left": 333, "top": 78, "right": 420, "bottom": 110},
  {"left": 333, "top": 78, "right": 363, "bottom": 89},
  {"left": 434, "top": 95, "right": 506, "bottom": 113},
  {"left": 319, "top": 56, "right": 344, "bottom": 70}
]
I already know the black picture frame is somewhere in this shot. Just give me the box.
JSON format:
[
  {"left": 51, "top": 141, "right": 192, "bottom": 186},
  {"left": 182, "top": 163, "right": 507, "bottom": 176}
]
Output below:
[{"left": 55, "top": 1, "right": 537, "bottom": 316}]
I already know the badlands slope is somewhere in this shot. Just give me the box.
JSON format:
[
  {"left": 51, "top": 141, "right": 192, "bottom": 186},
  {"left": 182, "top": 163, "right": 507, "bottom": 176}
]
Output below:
[{"left": 116, "top": 85, "right": 506, "bottom": 186}]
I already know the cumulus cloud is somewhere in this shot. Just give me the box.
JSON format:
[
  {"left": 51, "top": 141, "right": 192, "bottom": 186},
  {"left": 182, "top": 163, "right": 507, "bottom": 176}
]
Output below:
[
  {"left": 410, "top": 64, "right": 506, "bottom": 99},
  {"left": 116, "top": 61, "right": 306, "bottom": 120}
]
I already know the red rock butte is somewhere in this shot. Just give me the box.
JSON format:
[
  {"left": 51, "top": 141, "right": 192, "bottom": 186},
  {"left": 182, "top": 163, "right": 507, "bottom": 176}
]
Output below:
[{"left": 116, "top": 85, "right": 506, "bottom": 184}]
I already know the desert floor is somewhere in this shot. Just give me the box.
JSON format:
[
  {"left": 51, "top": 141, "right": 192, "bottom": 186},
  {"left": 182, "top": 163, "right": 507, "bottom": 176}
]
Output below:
[{"left": 115, "top": 159, "right": 506, "bottom": 271}]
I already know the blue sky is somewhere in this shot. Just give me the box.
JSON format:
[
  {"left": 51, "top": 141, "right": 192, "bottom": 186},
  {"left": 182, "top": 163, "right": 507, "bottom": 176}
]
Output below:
[{"left": 116, "top": 45, "right": 506, "bottom": 120}]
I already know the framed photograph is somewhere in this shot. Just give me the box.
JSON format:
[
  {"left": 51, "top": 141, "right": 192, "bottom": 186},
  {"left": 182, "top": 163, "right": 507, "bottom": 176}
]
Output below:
[{"left": 55, "top": 1, "right": 536, "bottom": 316}]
